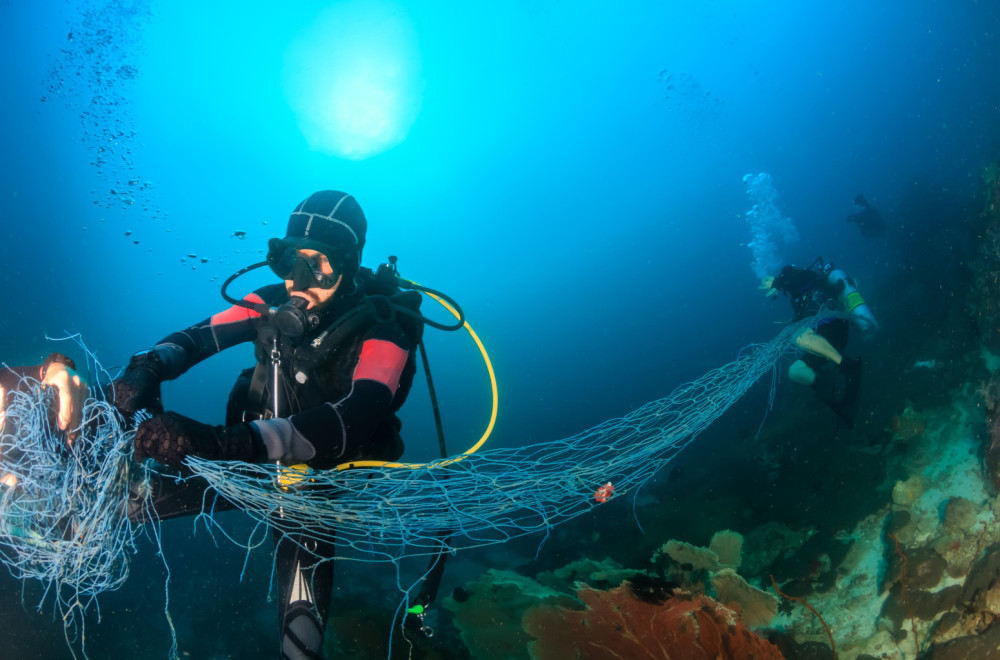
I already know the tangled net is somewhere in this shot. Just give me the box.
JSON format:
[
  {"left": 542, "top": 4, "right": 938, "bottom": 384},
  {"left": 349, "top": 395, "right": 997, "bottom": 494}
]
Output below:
[
  {"left": 0, "top": 374, "right": 138, "bottom": 642},
  {"left": 189, "top": 315, "right": 820, "bottom": 561},
  {"left": 0, "top": 315, "right": 821, "bottom": 632}
]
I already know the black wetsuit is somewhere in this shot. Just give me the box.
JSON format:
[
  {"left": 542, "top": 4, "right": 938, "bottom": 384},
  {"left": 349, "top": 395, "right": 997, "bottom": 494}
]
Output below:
[
  {"left": 774, "top": 267, "right": 845, "bottom": 353},
  {"left": 847, "top": 196, "right": 885, "bottom": 238},
  {"left": 130, "top": 281, "right": 420, "bottom": 660}
]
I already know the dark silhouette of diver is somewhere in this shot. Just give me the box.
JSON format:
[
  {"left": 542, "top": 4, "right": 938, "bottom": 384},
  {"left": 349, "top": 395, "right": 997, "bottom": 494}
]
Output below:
[{"left": 847, "top": 194, "right": 885, "bottom": 238}]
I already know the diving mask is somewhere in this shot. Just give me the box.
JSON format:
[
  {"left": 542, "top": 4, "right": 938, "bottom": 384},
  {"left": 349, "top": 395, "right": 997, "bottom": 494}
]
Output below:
[{"left": 267, "top": 238, "right": 341, "bottom": 290}]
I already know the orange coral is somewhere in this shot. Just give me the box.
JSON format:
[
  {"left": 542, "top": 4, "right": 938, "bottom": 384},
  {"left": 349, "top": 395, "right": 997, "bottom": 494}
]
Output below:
[{"left": 523, "top": 584, "right": 784, "bottom": 660}]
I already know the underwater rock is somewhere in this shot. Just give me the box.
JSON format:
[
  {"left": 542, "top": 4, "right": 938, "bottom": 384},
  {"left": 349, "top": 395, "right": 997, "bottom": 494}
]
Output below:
[
  {"left": 970, "top": 158, "right": 1000, "bottom": 353},
  {"left": 882, "top": 545, "right": 947, "bottom": 593},
  {"left": 921, "top": 617, "right": 1000, "bottom": 660},
  {"left": 891, "top": 474, "right": 927, "bottom": 507},
  {"left": 766, "top": 633, "right": 836, "bottom": 660},
  {"left": 889, "top": 406, "right": 927, "bottom": 441},
  {"left": 935, "top": 498, "right": 989, "bottom": 579},
  {"left": 742, "top": 521, "right": 810, "bottom": 577},
  {"left": 960, "top": 543, "right": 1000, "bottom": 613},
  {"left": 985, "top": 418, "right": 1000, "bottom": 493},
  {"left": 882, "top": 582, "right": 962, "bottom": 626},
  {"left": 941, "top": 496, "right": 978, "bottom": 535},
  {"left": 918, "top": 585, "right": 964, "bottom": 620},
  {"left": 768, "top": 534, "right": 851, "bottom": 598},
  {"left": 523, "top": 584, "right": 784, "bottom": 660},
  {"left": 885, "top": 509, "right": 913, "bottom": 539}
]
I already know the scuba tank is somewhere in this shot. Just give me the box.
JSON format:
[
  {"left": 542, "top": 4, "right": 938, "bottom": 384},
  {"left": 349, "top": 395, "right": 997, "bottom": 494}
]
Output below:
[{"left": 826, "top": 268, "right": 877, "bottom": 334}]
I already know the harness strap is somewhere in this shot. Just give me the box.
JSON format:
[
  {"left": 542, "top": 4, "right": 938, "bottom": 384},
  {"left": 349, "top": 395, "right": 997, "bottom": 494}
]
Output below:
[
  {"left": 244, "top": 293, "right": 421, "bottom": 418},
  {"left": 244, "top": 361, "right": 271, "bottom": 421}
]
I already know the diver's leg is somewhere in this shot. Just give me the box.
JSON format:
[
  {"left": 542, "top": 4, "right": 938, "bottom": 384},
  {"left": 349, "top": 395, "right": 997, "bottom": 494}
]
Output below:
[
  {"left": 788, "top": 359, "right": 816, "bottom": 385},
  {"left": 275, "top": 529, "right": 335, "bottom": 660},
  {"left": 810, "top": 358, "right": 861, "bottom": 429}
]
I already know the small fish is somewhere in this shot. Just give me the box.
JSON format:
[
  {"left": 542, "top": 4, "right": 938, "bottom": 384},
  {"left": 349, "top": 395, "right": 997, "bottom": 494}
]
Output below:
[{"left": 232, "top": 230, "right": 247, "bottom": 239}]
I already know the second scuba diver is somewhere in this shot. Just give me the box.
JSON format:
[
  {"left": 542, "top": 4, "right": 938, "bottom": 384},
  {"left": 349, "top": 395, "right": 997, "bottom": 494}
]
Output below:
[{"left": 767, "top": 259, "right": 877, "bottom": 428}]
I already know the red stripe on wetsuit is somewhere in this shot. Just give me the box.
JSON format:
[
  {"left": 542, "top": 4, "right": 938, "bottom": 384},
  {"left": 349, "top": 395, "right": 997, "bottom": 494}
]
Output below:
[
  {"left": 211, "top": 293, "right": 265, "bottom": 325},
  {"left": 353, "top": 339, "right": 409, "bottom": 395}
]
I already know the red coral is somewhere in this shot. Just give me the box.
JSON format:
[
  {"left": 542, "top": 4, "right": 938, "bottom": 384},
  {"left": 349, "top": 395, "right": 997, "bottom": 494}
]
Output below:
[{"left": 523, "top": 585, "right": 784, "bottom": 660}]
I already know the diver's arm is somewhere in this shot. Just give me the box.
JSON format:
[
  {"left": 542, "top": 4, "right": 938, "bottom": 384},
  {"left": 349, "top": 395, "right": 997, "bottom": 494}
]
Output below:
[
  {"left": 251, "top": 324, "right": 413, "bottom": 468},
  {"left": 151, "top": 285, "right": 283, "bottom": 379},
  {"left": 112, "top": 287, "right": 281, "bottom": 417}
]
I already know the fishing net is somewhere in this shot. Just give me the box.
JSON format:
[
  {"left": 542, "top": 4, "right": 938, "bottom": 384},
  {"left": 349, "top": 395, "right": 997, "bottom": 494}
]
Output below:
[
  {"left": 0, "top": 315, "right": 820, "bottom": 639},
  {"left": 0, "top": 372, "right": 140, "bottom": 643},
  {"left": 188, "top": 315, "right": 820, "bottom": 560}
]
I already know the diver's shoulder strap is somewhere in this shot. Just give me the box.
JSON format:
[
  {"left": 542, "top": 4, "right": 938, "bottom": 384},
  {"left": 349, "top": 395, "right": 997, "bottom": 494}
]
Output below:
[{"left": 244, "top": 292, "right": 424, "bottom": 417}]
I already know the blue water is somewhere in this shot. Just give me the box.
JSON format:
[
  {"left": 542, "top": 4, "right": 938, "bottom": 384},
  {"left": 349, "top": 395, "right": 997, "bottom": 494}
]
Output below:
[{"left": 1, "top": 1, "right": 998, "bottom": 657}]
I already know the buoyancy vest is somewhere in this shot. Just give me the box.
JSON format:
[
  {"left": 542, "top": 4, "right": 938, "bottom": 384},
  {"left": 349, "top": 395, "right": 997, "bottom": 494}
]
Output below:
[{"left": 225, "top": 277, "right": 423, "bottom": 426}]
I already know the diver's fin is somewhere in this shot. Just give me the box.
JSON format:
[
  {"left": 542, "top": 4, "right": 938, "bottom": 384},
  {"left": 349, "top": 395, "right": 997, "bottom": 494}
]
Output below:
[
  {"left": 811, "top": 357, "right": 862, "bottom": 429},
  {"left": 839, "top": 356, "right": 862, "bottom": 422},
  {"left": 795, "top": 328, "right": 843, "bottom": 365}
]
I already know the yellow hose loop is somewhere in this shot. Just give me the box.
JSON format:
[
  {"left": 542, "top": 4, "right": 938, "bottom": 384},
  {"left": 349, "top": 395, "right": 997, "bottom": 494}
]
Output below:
[
  {"left": 334, "top": 287, "right": 498, "bottom": 472},
  {"left": 275, "top": 463, "right": 312, "bottom": 490}
]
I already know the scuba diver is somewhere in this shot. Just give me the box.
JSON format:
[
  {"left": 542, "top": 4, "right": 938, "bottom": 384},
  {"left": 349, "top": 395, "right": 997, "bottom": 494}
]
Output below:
[
  {"left": 846, "top": 193, "right": 885, "bottom": 238},
  {"left": 109, "top": 191, "right": 444, "bottom": 659},
  {"left": 767, "top": 258, "right": 877, "bottom": 428}
]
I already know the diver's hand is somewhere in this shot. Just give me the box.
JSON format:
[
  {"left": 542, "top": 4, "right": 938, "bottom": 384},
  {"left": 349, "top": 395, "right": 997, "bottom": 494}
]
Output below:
[
  {"left": 0, "top": 384, "right": 13, "bottom": 488},
  {"left": 110, "top": 350, "right": 166, "bottom": 420},
  {"left": 41, "top": 361, "right": 89, "bottom": 442},
  {"left": 133, "top": 412, "right": 264, "bottom": 468}
]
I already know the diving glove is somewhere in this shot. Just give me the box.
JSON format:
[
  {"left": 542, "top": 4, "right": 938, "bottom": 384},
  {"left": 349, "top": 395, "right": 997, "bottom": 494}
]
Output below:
[
  {"left": 111, "top": 349, "right": 166, "bottom": 419},
  {"left": 133, "top": 412, "right": 266, "bottom": 468}
]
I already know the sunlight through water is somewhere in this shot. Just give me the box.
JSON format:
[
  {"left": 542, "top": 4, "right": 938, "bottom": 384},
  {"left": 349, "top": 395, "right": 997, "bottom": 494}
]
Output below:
[{"left": 283, "top": 1, "right": 422, "bottom": 160}]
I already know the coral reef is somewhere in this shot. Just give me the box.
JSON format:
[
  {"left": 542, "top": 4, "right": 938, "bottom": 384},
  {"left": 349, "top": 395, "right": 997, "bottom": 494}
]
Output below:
[
  {"left": 653, "top": 538, "right": 721, "bottom": 571},
  {"left": 709, "top": 529, "right": 745, "bottom": 568},
  {"left": 439, "top": 162, "right": 1000, "bottom": 659},
  {"left": 536, "top": 557, "right": 642, "bottom": 592},
  {"left": 523, "top": 584, "right": 784, "bottom": 660},
  {"left": 443, "top": 569, "right": 576, "bottom": 660},
  {"left": 711, "top": 568, "right": 778, "bottom": 627}
]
